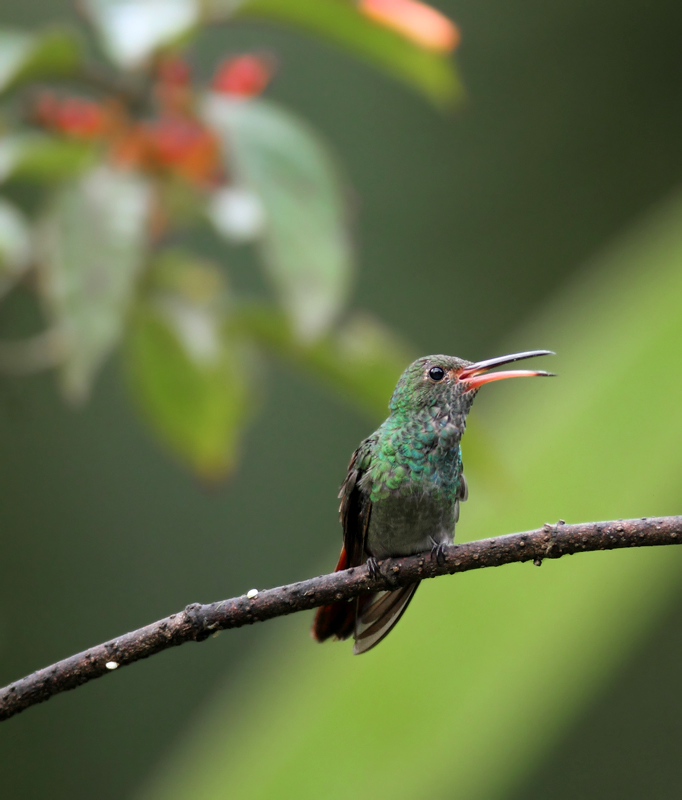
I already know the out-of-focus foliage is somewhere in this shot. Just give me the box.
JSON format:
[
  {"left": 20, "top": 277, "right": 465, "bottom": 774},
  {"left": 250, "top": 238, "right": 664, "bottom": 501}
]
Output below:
[
  {"left": 227, "top": 0, "right": 462, "bottom": 106},
  {"left": 204, "top": 94, "right": 352, "bottom": 340},
  {"left": 139, "top": 192, "right": 682, "bottom": 800},
  {"left": 0, "top": 197, "right": 30, "bottom": 295},
  {"left": 83, "top": 0, "right": 463, "bottom": 104},
  {"left": 0, "top": 0, "right": 460, "bottom": 478},
  {"left": 83, "top": 0, "right": 200, "bottom": 68},
  {"left": 0, "top": 133, "right": 96, "bottom": 182},
  {"left": 0, "top": 28, "right": 82, "bottom": 92},
  {"left": 232, "top": 304, "right": 414, "bottom": 415},
  {"left": 37, "top": 166, "right": 151, "bottom": 401},
  {"left": 125, "top": 251, "right": 251, "bottom": 478}
]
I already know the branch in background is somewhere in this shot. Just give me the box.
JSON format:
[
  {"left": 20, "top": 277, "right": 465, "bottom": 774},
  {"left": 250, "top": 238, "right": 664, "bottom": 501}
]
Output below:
[{"left": 1, "top": 515, "right": 681, "bottom": 722}]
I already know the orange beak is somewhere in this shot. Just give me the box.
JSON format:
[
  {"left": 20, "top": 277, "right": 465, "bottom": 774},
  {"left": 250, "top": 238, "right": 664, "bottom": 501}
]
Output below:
[{"left": 458, "top": 350, "right": 555, "bottom": 390}]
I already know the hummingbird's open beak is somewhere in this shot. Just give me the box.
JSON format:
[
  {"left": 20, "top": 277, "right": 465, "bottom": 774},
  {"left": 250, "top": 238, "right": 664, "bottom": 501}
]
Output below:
[{"left": 458, "top": 349, "right": 555, "bottom": 390}]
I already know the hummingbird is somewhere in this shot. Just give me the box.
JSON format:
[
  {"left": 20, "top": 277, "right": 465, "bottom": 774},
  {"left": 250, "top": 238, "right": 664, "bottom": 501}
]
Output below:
[{"left": 311, "top": 349, "right": 554, "bottom": 654}]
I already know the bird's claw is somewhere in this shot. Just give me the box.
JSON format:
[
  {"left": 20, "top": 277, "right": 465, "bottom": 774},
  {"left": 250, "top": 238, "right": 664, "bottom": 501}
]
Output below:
[
  {"left": 366, "top": 557, "right": 380, "bottom": 580},
  {"left": 430, "top": 539, "right": 448, "bottom": 566}
]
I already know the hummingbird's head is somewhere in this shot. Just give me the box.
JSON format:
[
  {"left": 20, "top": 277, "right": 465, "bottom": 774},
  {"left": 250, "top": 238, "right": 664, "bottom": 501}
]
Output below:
[{"left": 389, "top": 350, "right": 555, "bottom": 417}]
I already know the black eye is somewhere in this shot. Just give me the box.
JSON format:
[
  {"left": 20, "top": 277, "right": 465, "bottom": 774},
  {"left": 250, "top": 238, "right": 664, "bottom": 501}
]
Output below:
[{"left": 428, "top": 366, "right": 446, "bottom": 382}]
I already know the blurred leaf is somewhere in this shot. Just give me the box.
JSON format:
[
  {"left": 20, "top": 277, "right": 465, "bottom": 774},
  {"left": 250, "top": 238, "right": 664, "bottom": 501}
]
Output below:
[
  {"left": 83, "top": 0, "right": 199, "bottom": 69},
  {"left": 125, "top": 252, "right": 251, "bottom": 479},
  {"left": 139, "top": 194, "right": 682, "bottom": 800},
  {"left": 0, "top": 133, "right": 96, "bottom": 183},
  {"left": 160, "top": 176, "right": 209, "bottom": 228},
  {"left": 232, "top": 303, "right": 411, "bottom": 416},
  {"left": 204, "top": 95, "right": 353, "bottom": 341},
  {"left": 37, "top": 166, "right": 151, "bottom": 402},
  {"left": 0, "top": 28, "right": 82, "bottom": 93},
  {"left": 0, "top": 197, "right": 30, "bottom": 295},
  {"left": 212, "top": 0, "right": 462, "bottom": 107}
]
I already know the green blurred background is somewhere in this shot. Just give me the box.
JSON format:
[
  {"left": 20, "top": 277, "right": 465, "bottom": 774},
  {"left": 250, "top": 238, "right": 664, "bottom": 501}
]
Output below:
[{"left": 2, "top": 1, "right": 682, "bottom": 798}]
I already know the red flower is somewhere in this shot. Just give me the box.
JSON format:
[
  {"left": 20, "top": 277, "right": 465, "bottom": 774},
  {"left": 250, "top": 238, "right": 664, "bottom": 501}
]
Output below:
[
  {"left": 57, "top": 98, "right": 108, "bottom": 138},
  {"left": 212, "top": 55, "right": 272, "bottom": 97},
  {"left": 33, "top": 93, "right": 108, "bottom": 139},
  {"left": 144, "top": 117, "right": 222, "bottom": 185}
]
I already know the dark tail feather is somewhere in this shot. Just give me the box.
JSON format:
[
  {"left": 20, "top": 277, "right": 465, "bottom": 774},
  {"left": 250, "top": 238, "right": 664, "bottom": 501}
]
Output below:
[
  {"left": 311, "top": 600, "right": 356, "bottom": 642},
  {"left": 311, "top": 547, "right": 355, "bottom": 642},
  {"left": 353, "top": 583, "right": 419, "bottom": 655}
]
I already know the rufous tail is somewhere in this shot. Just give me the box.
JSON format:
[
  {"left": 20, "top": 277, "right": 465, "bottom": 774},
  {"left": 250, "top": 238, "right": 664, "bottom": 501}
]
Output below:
[{"left": 311, "top": 547, "right": 356, "bottom": 642}]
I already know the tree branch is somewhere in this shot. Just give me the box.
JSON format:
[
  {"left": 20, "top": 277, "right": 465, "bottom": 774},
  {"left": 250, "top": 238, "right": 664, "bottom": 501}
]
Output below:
[{"left": 2, "top": 515, "right": 681, "bottom": 722}]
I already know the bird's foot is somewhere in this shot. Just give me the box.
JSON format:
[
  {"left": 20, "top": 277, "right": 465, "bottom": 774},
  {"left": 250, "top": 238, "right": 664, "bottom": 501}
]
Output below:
[
  {"left": 366, "top": 557, "right": 380, "bottom": 580},
  {"left": 430, "top": 538, "right": 448, "bottom": 566}
]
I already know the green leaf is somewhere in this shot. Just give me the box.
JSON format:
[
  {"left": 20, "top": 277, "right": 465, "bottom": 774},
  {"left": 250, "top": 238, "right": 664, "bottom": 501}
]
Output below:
[
  {"left": 0, "top": 28, "right": 83, "bottom": 93},
  {"left": 0, "top": 133, "right": 96, "bottom": 184},
  {"left": 82, "top": 0, "right": 200, "bottom": 69},
  {"left": 211, "top": 0, "right": 461, "bottom": 107},
  {"left": 232, "top": 303, "right": 412, "bottom": 417},
  {"left": 140, "top": 194, "right": 682, "bottom": 800},
  {"left": 36, "top": 166, "right": 152, "bottom": 402},
  {"left": 204, "top": 95, "right": 353, "bottom": 341},
  {"left": 125, "top": 253, "right": 251, "bottom": 479},
  {"left": 0, "top": 197, "right": 30, "bottom": 294}
]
